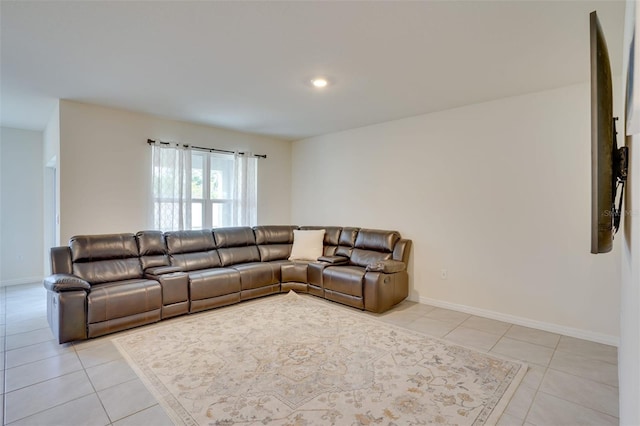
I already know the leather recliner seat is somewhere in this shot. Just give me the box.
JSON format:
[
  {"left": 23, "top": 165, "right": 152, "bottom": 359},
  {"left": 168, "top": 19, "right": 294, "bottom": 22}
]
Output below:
[
  {"left": 215, "top": 226, "right": 281, "bottom": 301},
  {"left": 323, "top": 229, "right": 403, "bottom": 311},
  {"left": 46, "top": 233, "right": 162, "bottom": 341},
  {"left": 165, "top": 229, "right": 241, "bottom": 313}
]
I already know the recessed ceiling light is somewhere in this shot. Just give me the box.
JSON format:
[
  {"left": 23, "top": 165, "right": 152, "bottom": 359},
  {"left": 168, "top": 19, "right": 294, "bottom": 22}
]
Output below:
[{"left": 311, "top": 78, "right": 329, "bottom": 88}]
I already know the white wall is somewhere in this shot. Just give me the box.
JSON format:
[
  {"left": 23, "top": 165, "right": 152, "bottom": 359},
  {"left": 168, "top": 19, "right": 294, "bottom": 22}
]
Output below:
[
  {"left": 618, "top": 0, "right": 639, "bottom": 423},
  {"left": 58, "top": 100, "right": 292, "bottom": 243},
  {"left": 619, "top": 131, "right": 640, "bottom": 425},
  {"left": 43, "top": 102, "right": 60, "bottom": 275},
  {"left": 292, "top": 83, "right": 621, "bottom": 343},
  {"left": 0, "top": 127, "right": 44, "bottom": 285}
]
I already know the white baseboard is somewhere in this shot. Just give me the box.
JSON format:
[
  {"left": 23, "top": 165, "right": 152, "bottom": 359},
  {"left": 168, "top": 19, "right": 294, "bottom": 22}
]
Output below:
[
  {"left": 0, "top": 276, "right": 43, "bottom": 287},
  {"left": 410, "top": 296, "right": 619, "bottom": 347}
]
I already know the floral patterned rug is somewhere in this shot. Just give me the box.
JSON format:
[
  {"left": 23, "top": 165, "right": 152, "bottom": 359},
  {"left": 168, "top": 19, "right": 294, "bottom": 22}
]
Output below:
[{"left": 113, "top": 291, "right": 526, "bottom": 425}]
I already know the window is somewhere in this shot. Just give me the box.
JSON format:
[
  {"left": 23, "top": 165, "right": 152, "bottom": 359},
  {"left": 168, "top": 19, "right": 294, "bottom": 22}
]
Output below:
[
  {"left": 151, "top": 143, "right": 257, "bottom": 231},
  {"left": 190, "top": 152, "right": 234, "bottom": 229}
]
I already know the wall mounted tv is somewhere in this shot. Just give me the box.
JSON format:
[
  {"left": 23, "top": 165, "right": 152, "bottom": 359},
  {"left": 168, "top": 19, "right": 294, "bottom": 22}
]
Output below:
[{"left": 590, "top": 10, "right": 628, "bottom": 254}]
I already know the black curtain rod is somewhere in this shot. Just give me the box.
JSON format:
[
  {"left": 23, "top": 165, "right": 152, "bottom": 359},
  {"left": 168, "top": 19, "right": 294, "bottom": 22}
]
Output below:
[{"left": 147, "top": 139, "right": 267, "bottom": 159}]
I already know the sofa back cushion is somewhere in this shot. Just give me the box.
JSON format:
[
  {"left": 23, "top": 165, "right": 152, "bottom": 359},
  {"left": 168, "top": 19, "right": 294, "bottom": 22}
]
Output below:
[
  {"left": 214, "top": 227, "right": 256, "bottom": 247},
  {"left": 355, "top": 229, "right": 400, "bottom": 252},
  {"left": 335, "top": 227, "right": 359, "bottom": 257},
  {"left": 70, "top": 233, "right": 142, "bottom": 284},
  {"left": 165, "top": 230, "right": 221, "bottom": 271},
  {"left": 165, "top": 230, "right": 216, "bottom": 253},
  {"left": 300, "top": 226, "right": 342, "bottom": 256},
  {"left": 349, "top": 229, "right": 400, "bottom": 268},
  {"left": 253, "top": 225, "right": 297, "bottom": 261},
  {"left": 136, "top": 230, "right": 170, "bottom": 270},
  {"left": 214, "top": 227, "right": 260, "bottom": 266}
]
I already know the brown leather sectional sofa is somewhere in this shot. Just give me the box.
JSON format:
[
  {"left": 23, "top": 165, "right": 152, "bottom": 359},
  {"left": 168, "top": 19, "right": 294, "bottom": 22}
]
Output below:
[{"left": 44, "top": 226, "right": 412, "bottom": 344}]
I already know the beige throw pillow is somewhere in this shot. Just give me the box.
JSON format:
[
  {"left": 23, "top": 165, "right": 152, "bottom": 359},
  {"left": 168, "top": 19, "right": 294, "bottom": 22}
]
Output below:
[{"left": 288, "top": 229, "right": 325, "bottom": 261}]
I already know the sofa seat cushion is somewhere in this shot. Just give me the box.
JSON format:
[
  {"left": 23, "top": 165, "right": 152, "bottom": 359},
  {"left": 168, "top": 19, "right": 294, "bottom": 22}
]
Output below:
[
  {"left": 281, "top": 261, "right": 309, "bottom": 282},
  {"left": 323, "top": 266, "right": 366, "bottom": 298},
  {"left": 232, "top": 262, "right": 280, "bottom": 290},
  {"left": 188, "top": 268, "right": 241, "bottom": 300},
  {"left": 87, "top": 279, "right": 161, "bottom": 324}
]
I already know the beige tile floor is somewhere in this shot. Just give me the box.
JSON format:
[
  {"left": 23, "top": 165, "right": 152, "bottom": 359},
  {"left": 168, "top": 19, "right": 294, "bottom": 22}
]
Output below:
[{"left": 1, "top": 283, "right": 619, "bottom": 425}]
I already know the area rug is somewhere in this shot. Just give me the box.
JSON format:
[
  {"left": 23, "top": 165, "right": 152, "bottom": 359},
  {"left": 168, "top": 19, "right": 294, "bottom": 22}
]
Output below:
[{"left": 113, "top": 292, "right": 526, "bottom": 425}]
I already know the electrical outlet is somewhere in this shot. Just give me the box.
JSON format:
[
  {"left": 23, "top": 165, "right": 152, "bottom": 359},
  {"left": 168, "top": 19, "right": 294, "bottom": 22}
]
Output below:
[{"left": 440, "top": 269, "right": 448, "bottom": 280}]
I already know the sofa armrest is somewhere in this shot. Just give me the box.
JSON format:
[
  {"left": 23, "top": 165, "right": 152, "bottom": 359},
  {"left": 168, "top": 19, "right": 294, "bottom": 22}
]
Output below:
[
  {"left": 366, "top": 259, "right": 406, "bottom": 273},
  {"left": 43, "top": 274, "right": 90, "bottom": 292},
  {"left": 364, "top": 270, "right": 409, "bottom": 313},
  {"left": 318, "top": 255, "right": 349, "bottom": 265},
  {"left": 144, "top": 265, "right": 183, "bottom": 279}
]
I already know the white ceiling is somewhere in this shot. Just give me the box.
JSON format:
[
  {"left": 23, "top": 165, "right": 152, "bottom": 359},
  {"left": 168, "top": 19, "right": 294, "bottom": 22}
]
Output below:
[{"left": 0, "top": 0, "right": 626, "bottom": 141}]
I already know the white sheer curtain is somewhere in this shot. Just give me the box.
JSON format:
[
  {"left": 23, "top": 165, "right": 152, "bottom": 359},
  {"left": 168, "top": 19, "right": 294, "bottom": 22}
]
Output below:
[
  {"left": 151, "top": 142, "right": 192, "bottom": 231},
  {"left": 151, "top": 142, "right": 257, "bottom": 230},
  {"left": 231, "top": 152, "right": 258, "bottom": 227}
]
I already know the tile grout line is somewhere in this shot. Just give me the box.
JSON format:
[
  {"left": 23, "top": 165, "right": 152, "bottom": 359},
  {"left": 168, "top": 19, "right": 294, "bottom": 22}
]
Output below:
[
  {"left": 5, "top": 392, "right": 97, "bottom": 425},
  {"left": 4, "top": 358, "right": 88, "bottom": 394},
  {"left": 487, "top": 323, "right": 514, "bottom": 353},
  {"left": 79, "top": 347, "right": 114, "bottom": 426},
  {"left": 521, "top": 360, "right": 549, "bottom": 423},
  {"left": 551, "top": 346, "right": 619, "bottom": 366},
  {"left": 81, "top": 332, "right": 115, "bottom": 426},
  {"left": 536, "top": 359, "right": 620, "bottom": 419},
  {"left": 488, "top": 323, "right": 537, "bottom": 425},
  {"left": 533, "top": 388, "right": 619, "bottom": 420},
  {"left": 521, "top": 335, "right": 616, "bottom": 424},
  {"left": 527, "top": 326, "right": 561, "bottom": 423},
  {"left": 4, "top": 346, "right": 74, "bottom": 371},
  {"left": 543, "top": 364, "right": 619, "bottom": 388}
]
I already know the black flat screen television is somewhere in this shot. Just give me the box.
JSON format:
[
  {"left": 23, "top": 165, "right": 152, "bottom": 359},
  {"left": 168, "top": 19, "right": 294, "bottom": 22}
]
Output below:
[{"left": 590, "top": 10, "right": 628, "bottom": 254}]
